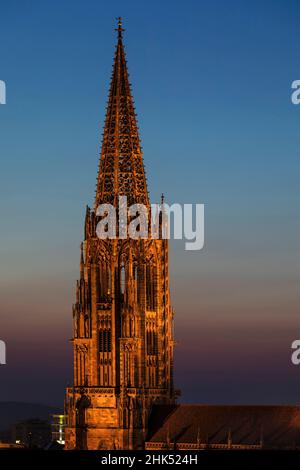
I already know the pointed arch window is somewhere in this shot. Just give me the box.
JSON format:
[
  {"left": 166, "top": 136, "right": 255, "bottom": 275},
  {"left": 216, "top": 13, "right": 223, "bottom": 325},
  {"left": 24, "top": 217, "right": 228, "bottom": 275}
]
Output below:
[
  {"left": 146, "top": 264, "right": 157, "bottom": 311},
  {"left": 99, "top": 329, "right": 112, "bottom": 352},
  {"left": 97, "top": 262, "right": 112, "bottom": 303},
  {"left": 120, "top": 264, "right": 126, "bottom": 294},
  {"left": 147, "top": 329, "right": 157, "bottom": 355}
]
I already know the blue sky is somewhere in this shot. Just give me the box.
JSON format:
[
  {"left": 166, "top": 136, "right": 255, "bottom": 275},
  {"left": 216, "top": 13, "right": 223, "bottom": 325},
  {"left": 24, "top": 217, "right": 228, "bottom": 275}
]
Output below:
[{"left": 1, "top": 0, "right": 300, "bottom": 406}]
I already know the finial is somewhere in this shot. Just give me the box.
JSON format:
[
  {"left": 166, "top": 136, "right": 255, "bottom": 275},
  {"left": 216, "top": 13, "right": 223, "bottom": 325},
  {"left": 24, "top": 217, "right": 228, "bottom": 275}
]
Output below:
[
  {"left": 115, "top": 17, "right": 125, "bottom": 39},
  {"left": 197, "top": 427, "right": 201, "bottom": 447},
  {"left": 166, "top": 425, "right": 171, "bottom": 447},
  {"left": 161, "top": 193, "right": 165, "bottom": 205},
  {"left": 227, "top": 428, "right": 232, "bottom": 448},
  {"left": 80, "top": 242, "right": 84, "bottom": 277},
  {"left": 260, "top": 424, "right": 264, "bottom": 448},
  {"left": 80, "top": 242, "right": 84, "bottom": 263}
]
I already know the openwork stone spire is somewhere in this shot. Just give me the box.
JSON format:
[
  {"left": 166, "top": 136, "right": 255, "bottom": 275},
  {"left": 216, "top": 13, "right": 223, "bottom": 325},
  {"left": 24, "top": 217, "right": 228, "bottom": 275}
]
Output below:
[{"left": 95, "top": 18, "right": 149, "bottom": 208}]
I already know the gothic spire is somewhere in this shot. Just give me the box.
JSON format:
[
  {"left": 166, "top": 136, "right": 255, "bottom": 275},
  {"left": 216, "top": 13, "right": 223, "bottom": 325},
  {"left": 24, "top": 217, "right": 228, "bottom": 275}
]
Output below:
[{"left": 95, "top": 18, "right": 149, "bottom": 209}]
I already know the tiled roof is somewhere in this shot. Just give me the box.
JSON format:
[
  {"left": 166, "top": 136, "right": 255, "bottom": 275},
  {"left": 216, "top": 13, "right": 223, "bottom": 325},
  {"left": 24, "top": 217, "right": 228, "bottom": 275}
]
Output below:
[{"left": 147, "top": 404, "right": 300, "bottom": 448}]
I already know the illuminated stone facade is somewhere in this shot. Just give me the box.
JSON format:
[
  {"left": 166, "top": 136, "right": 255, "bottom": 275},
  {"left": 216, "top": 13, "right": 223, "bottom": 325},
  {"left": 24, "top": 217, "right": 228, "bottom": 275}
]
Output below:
[{"left": 64, "top": 19, "right": 175, "bottom": 450}]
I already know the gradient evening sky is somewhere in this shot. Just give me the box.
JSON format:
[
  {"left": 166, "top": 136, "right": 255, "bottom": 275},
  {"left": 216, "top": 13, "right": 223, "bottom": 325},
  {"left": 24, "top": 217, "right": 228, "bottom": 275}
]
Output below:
[{"left": 1, "top": 0, "right": 300, "bottom": 407}]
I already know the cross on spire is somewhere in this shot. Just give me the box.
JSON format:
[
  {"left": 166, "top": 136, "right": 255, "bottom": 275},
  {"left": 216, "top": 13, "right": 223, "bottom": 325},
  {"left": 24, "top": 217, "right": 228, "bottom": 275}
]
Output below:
[{"left": 115, "top": 16, "right": 125, "bottom": 39}]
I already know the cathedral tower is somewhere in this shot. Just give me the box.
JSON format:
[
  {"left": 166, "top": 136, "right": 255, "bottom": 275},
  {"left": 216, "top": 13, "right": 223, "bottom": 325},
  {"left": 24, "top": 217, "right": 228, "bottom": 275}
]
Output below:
[{"left": 65, "top": 19, "right": 175, "bottom": 450}]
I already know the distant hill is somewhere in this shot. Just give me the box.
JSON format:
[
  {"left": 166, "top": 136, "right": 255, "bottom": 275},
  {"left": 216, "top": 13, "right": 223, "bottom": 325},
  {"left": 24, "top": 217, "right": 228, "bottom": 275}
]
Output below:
[{"left": 0, "top": 402, "right": 62, "bottom": 432}]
